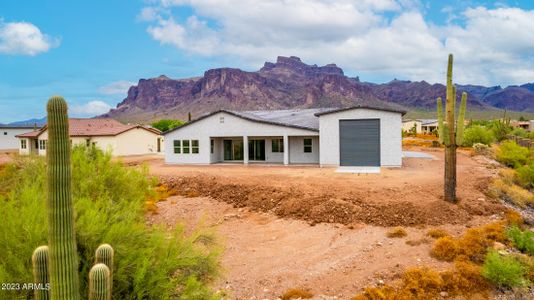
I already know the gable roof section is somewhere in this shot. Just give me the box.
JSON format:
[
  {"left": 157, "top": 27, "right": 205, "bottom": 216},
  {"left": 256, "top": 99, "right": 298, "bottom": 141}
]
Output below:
[
  {"left": 314, "top": 105, "right": 407, "bottom": 116},
  {"left": 16, "top": 118, "right": 160, "bottom": 138},
  {"left": 163, "top": 108, "right": 332, "bottom": 135}
]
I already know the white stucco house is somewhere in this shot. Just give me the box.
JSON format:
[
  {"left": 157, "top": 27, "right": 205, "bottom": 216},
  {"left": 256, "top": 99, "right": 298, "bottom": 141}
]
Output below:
[
  {"left": 0, "top": 125, "right": 37, "bottom": 150},
  {"left": 163, "top": 105, "right": 406, "bottom": 170},
  {"left": 17, "top": 118, "right": 163, "bottom": 156}
]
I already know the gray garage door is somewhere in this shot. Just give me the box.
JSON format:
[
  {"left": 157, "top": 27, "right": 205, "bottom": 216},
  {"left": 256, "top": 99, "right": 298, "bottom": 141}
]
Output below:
[{"left": 339, "top": 119, "right": 380, "bottom": 166}]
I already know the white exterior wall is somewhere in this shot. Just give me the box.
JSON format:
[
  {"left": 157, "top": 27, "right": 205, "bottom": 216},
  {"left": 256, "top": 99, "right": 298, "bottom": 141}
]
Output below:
[
  {"left": 1, "top": 128, "right": 34, "bottom": 150},
  {"left": 402, "top": 120, "right": 422, "bottom": 133},
  {"left": 29, "top": 129, "right": 161, "bottom": 156},
  {"left": 289, "top": 136, "right": 319, "bottom": 164},
  {"left": 318, "top": 108, "right": 402, "bottom": 167},
  {"left": 164, "top": 112, "right": 318, "bottom": 164}
]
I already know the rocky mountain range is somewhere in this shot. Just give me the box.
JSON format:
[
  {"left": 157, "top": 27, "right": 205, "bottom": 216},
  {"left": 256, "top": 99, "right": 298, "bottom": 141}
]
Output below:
[{"left": 103, "top": 56, "right": 534, "bottom": 122}]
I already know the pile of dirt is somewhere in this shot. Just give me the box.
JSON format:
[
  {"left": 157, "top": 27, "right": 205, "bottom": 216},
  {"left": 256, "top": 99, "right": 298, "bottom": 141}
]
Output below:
[{"left": 160, "top": 175, "right": 504, "bottom": 227}]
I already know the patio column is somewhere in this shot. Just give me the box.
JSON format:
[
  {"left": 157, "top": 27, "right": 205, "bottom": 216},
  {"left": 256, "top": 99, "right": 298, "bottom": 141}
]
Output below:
[
  {"left": 283, "top": 135, "right": 289, "bottom": 165},
  {"left": 243, "top": 135, "right": 249, "bottom": 164}
]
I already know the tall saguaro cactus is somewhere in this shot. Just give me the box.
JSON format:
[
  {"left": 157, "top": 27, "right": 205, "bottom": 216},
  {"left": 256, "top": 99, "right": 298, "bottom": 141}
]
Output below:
[
  {"left": 46, "top": 96, "right": 81, "bottom": 299},
  {"left": 437, "top": 54, "right": 468, "bottom": 203},
  {"left": 31, "top": 96, "right": 114, "bottom": 300}
]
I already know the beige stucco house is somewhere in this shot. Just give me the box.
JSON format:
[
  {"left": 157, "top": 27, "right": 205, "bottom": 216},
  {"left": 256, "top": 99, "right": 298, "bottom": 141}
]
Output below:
[{"left": 17, "top": 118, "right": 163, "bottom": 156}]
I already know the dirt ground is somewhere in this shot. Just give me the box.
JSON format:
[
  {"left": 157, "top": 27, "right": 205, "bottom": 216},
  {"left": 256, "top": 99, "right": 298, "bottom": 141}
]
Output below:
[{"left": 139, "top": 147, "right": 509, "bottom": 299}]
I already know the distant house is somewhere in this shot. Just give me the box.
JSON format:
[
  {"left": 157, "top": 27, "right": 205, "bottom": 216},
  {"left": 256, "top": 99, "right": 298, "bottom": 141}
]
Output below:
[
  {"left": 511, "top": 120, "right": 530, "bottom": 130},
  {"left": 402, "top": 119, "right": 422, "bottom": 133},
  {"left": 0, "top": 125, "right": 36, "bottom": 150},
  {"left": 420, "top": 119, "right": 439, "bottom": 134},
  {"left": 17, "top": 118, "right": 163, "bottom": 156},
  {"left": 530, "top": 120, "right": 534, "bottom": 132},
  {"left": 163, "top": 105, "right": 406, "bottom": 170}
]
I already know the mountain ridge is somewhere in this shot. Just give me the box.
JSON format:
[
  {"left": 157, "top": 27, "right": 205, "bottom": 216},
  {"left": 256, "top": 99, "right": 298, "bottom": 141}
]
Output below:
[{"left": 102, "top": 56, "right": 534, "bottom": 123}]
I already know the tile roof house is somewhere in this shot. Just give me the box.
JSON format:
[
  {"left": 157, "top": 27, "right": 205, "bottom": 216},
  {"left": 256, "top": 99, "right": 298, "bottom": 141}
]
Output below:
[
  {"left": 163, "top": 105, "right": 406, "bottom": 172},
  {"left": 16, "top": 118, "right": 163, "bottom": 156},
  {"left": 0, "top": 125, "right": 37, "bottom": 150}
]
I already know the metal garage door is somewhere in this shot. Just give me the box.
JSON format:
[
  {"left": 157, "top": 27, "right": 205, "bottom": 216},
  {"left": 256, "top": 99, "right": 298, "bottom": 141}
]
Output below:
[{"left": 339, "top": 119, "right": 380, "bottom": 166}]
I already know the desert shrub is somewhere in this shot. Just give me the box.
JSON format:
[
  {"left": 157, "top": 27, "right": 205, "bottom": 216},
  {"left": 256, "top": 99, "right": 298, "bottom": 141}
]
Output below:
[
  {"left": 516, "top": 163, "right": 534, "bottom": 190},
  {"left": 488, "top": 121, "right": 513, "bottom": 142},
  {"left": 505, "top": 210, "right": 524, "bottom": 226},
  {"left": 281, "top": 288, "right": 313, "bottom": 300},
  {"left": 386, "top": 227, "right": 408, "bottom": 238},
  {"left": 151, "top": 119, "right": 184, "bottom": 132},
  {"left": 482, "top": 250, "right": 530, "bottom": 288},
  {"left": 441, "top": 260, "right": 488, "bottom": 294},
  {"left": 0, "top": 146, "right": 220, "bottom": 299},
  {"left": 471, "top": 143, "right": 492, "bottom": 156},
  {"left": 511, "top": 127, "right": 529, "bottom": 138},
  {"left": 405, "top": 238, "right": 431, "bottom": 246},
  {"left": 507, "top": 226, "right": 534, "bottom": 255},
  {"left": 427, "top": 228, "right": 450, "bottom": 239},
  {"left": 489, "top": 178, "right": 534, "bottom": 207},
  {"left": 431, "top": 236, "right": 458, "bottom": 261},
  {"left": 496, "top": 140, "right": 532, "bottom": 168},
  {"left": 462, "top": 125, "right": 495, "bottom": 147}
]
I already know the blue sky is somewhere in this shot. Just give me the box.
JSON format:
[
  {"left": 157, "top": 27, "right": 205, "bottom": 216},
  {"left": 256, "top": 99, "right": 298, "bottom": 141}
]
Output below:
[{"left": 1, "top": 0, "right": 533, "bottom": 123}]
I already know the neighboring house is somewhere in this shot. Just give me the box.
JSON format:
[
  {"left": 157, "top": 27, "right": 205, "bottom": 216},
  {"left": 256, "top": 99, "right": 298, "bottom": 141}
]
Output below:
[
  {"left": 0, "top": 125, "right": 36, "bottom": 150},
  {"left": 163, "top": 105, "right": 405, "bottom": 169},
  {"left": 402, "top": 119, "right": 422, "bottom": 134},
  {"left": 529, "top": 120, "right": 534, "bottom": 132},
  {"left": 420, "top": 119, "right": 438, "bottom": 134},
  {"left": 17, "top": 118, "right": 163, "bottom": 156},
  {"left": 511, "top": 120, "right": 530, "bottom": 130}
]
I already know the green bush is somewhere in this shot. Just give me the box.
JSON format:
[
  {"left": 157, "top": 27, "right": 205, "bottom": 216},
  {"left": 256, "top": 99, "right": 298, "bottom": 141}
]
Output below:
[
  {"left": 0, "top": 146, "right": 220, "bottom": 299},
  {"left": 511, "top": 127, "right": 529, "bottom": 138},
  {"left": 482, "top": 250, "right": 530, "bottom": 288},
  {"left": 488, "top": 121, "right": 513, "bottom": 142},
  {"left": 462, "top": 125, "right": 495, "bottom": 146},
  {"left": 506, "top": 226, "right": 534, "bottom": 255},
  {"left": 496, "top": 141, "right": 532, "bottom": 168},
  {"left": 151, "top": 119, "right": 184, "bottom": 132},
  {"left": 516, "top": 164, "right": 534, "bottom": 190}
]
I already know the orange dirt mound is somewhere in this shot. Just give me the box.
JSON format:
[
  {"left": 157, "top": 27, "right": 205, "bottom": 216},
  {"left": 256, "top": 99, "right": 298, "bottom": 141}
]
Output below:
[{"left": 161, "top": 175, "right": 503, "bottom": 227}]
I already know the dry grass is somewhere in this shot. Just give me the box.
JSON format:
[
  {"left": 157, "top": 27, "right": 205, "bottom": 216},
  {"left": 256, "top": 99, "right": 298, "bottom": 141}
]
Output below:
[
  {"left": 489, "top": 178, "right": 534, "bottom": 208},
  {"left": 402, "top": 139, "right": 434, "bottom": 148},
  {"left": 386, "top": 227, "right": 408, "bottom": 238},
  {"left": 431, "top": 236, "right": 458, "bottom": 261},
  {"left": 426, "top": 228, "right": 450, "bottom": 239},
  {"left": 405, "top": 238, "right": 431, "bottom": 246},
  {"left": 281, "top": 288, "right": 313, "bottom": 300},
  {"left": 505, "top": 210, "right": 524, "bottom": 226}
]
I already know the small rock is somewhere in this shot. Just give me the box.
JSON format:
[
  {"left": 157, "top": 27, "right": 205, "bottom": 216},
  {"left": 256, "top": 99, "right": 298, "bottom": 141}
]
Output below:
[
  {"left": 377, "top": 279, "right": 385, "bottom": 286},
  {"left": 477, "top": 197, "right": 485, "bottom": 202},
  {"left": 493, "top": 241, "right": 506, "bottom": 250},
  {"left": 498, "top": 250, "right": 509, "bottom": 256},
  {"left": 440, "top": 291, "right": 448, "bottom": 297},
  {"left": 376, "top": 242, "right": 383, "bottom": 247}
]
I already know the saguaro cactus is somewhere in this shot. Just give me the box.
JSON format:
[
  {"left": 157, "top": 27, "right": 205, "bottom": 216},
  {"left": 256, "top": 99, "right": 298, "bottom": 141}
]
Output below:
[
  {"left": 437, "top": 54, "right": 468, "bottom": 203},
  {"left": 95, "top": 243, "right": 114, "bottom": 298},
  {"left": 32, "top": 246, "right": 50, "bottom": 300},
  {"left": 88, "top": 264, "right": 111, "bottom": 300},
  {"left": 46, "top": 95, "right": 80, "bottom": 299}
]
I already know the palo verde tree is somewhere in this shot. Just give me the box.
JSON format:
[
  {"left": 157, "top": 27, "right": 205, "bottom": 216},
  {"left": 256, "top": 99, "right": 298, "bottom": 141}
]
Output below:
[
  {"left": 32, "top": 96, "right": 114, "bottom": 300},
  {"left": 436, "top": 54, "right": 467, "bottom": 203}
]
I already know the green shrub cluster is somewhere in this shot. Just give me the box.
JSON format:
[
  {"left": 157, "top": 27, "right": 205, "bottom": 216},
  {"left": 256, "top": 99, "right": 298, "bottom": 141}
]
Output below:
[
  {"left": 496, "top": 140, "right": 532, "bottom": 169},
  {"left": 462, "top": 125, "right": 495, "bottom": 146},
  {"left": 482, "top": 250, "right": 530, "bottom": 288},
  {"left": 517, "top": 164, "right": 534, "bottom": 190},
  {"left": 151, "top": 119, "right": 184, "bottom": 132},
  {"left": 0, "top": 146, "right": 220, "bottom": 299},
  {"left": 507, "top": 226, "right": 534, "bottom": 256}
]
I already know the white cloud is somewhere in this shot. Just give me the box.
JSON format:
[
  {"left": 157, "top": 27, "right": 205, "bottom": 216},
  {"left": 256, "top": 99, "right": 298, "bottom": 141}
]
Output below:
[
  {"left": 0, "top": 20, "right": 59, "bottom": 55},
  {"left": 70, "top": 101, "right": 112, "bottom": 116},
  {"left": 141, "top": 1, "right": 534, "bottom": 86},
  {"left": 99, "top": 80, "right": 135, "bottom": 95}
]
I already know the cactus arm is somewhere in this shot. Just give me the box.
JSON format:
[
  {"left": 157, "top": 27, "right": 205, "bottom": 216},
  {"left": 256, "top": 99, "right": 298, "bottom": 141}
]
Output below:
[
  {"left": 437, "top": 97, "right": 444, "bottom": 144},
  {"left": 88, "top": 264, "right": 111, "bottom": 300},
  {"left": 46, "top": 96, "right": 80, "bottom": 300},
  {"left": 32, "top": 246, "right": 50, "bottom": 300},
  {"left": 445, "top": 55, "right": 455, "bottom": 148},
  {"left": 95, "top": 244, "right": 114, "bottom": 298},
  {"left": 456, "top": 92, "right": 467, "bottom": 145}
]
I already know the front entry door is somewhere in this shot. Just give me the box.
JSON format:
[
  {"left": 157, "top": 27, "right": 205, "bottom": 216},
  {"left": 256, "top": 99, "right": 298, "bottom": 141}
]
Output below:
[{"left": 248, "top": 140, "right": 265, "bottom": 161}]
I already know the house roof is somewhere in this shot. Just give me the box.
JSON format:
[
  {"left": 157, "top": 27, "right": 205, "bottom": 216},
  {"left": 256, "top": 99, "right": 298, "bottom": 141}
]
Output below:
[
  {"left": 16, "top": 118, "right": 160, "bottom": 138},
  {"left": 164, "top": 105, "right": 406, "bottom": 135},
  {"left": 420, "top": 119, "right": 438, "bottom": 125},
  {"left": 313, "top": 105, "right": 407, "bottom": 116},
  {"left": 16, "top": 130, "right": 43, "bottom": 138},
  {"left": 0, "top": 125, "right": 37, "bottom": 129}
]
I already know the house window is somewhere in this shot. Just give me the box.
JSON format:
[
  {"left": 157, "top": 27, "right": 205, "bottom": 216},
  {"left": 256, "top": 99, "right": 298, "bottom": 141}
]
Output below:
[
  {"left": 173, "top": 140, "right": 181, "bottom": 154},
  {"left": 21, "top": 139, "right": 27, "bottom": 149},
  {"left": 192, "top": 140, "right": 199, "bottom": 154},
  {"left": 39, "top": 140, "right": 47, "bottom": 150},
  {"left": 85, "top": 139, "right": 91, "bottom": 147},
  {"left": 210, "top": 139, "right": 214, "bottom": 154},
  {"left": 304, "top": 138, "right": 312, "bottom": 153},
  {"left": 3, "top": 132, "right": 7, "bottom": 135},
  {"left": 272, "top": 138, "right": 284, "bottom": 153},
  {"left": 183, "top": 140, "right": 190, "bottom": 154},
  {"left": 220, "top": 117, "right": 224, "bottom": 123},
  {"left": 35, "top": 139, "right": 39, "bottom": 149}
]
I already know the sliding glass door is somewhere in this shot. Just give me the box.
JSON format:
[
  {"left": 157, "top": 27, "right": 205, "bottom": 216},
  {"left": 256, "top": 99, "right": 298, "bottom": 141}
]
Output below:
[
  {"left": 248, "top": 139, "right": 265, "bottom": 161},
  {"left": 223, "top": 140, "right": 244, "bottom": 160}
]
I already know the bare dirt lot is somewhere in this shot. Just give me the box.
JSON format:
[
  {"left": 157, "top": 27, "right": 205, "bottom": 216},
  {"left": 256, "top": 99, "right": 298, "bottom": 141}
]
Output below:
[{"left": 138, "top": 147, "right": 508, "bottom": 299}]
